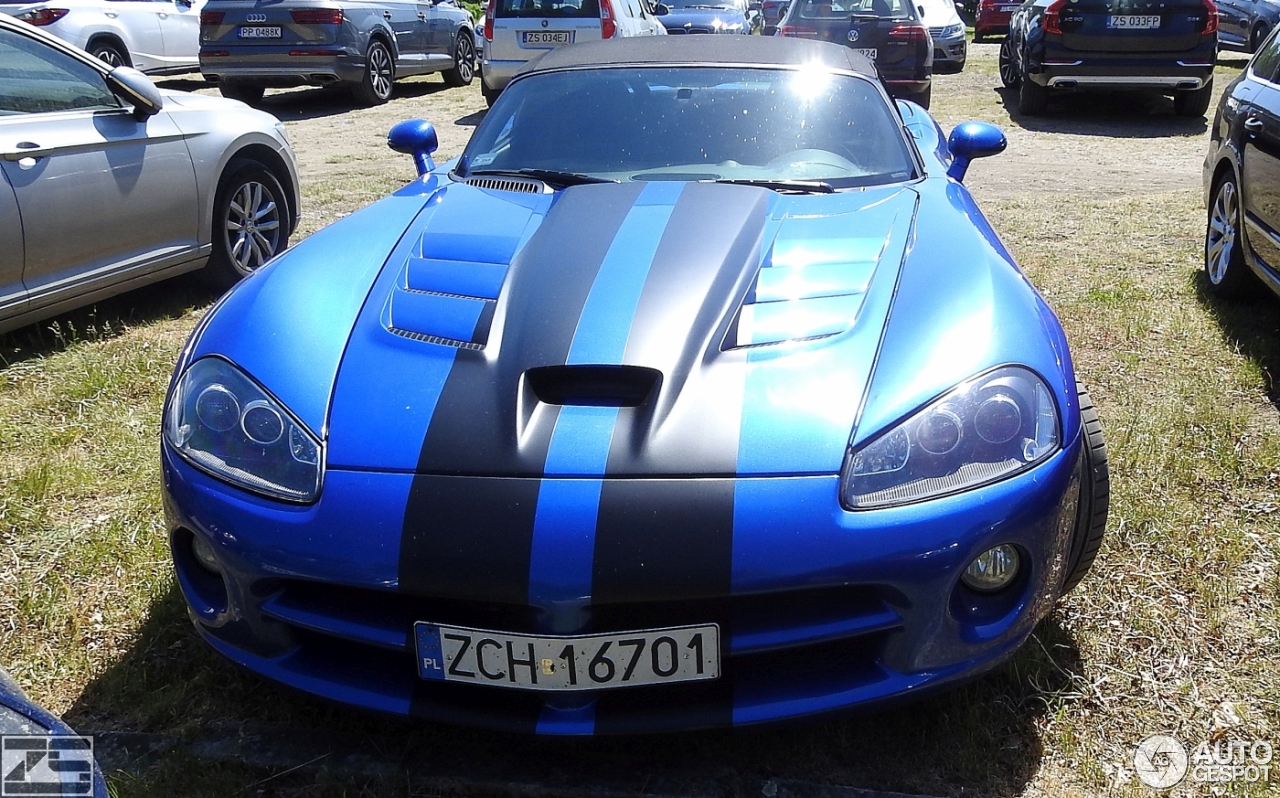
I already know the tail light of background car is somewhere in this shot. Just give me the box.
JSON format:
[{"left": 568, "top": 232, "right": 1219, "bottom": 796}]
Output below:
[
  {"left": 1042, "top": 0, "right": 1066, "bottom": 34},
  {"left": 1200, "top": 0, "right": 1218, "bottom": 34},
  {"left": 600, "top": 0, "right": 617, "bottom": 38},
  {"left": 777, "top": 24, "right": 817, "bottom": 36},
  {"left": 15, "top": 8, "right": 67, "bottom": 25},
  {"left": 888, "top": 23, "right": 928, "bottom": 42},
  {"left": 200, "top": 10, "right": 224, "bottom": 25},
  {"left": 484, "top": 0, "right": 495, "bottom": 39},
  {"left": 290, "top": 8, "right": 343, "bottom": 24}
]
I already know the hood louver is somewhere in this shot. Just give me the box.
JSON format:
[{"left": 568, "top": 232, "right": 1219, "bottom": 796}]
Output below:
[
  {"left": 464, "top": 175, "right": 551, "bottom": 194},
  {"left": 383, "top": 233, "right": 510, "bottom": 349}
]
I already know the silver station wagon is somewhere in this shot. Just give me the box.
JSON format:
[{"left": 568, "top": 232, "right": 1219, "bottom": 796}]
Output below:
[{"left": 199, "top": 0, "right": 477, "bottom": 105}]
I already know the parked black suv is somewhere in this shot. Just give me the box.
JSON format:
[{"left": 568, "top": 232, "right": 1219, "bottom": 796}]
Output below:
[
  {"left": 1203, "top": 26, "right": 1280, "bottom": 298},
  {"left": 776, "top": 0, "right": 932, "bottom": 107},
  {"left": 999, "top": 0, "right": 1219, "bottom": 116}
]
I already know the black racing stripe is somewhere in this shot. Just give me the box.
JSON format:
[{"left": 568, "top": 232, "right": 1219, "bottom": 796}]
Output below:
[
  {"left": 470, "top": 299, "right": 497, "bottom": 347},
  {"left": 399, "top": 476, "right": 540, "bottom": 600},
  {"left": 606, "top": 183, "right": 767, "bottom": 475},
  {"left": 399, "top": 183, "right": 644, "bottom": 599},
  {"left": 594, "top": 677, "right": 734, "bottom": 734},
  {"left": 592, "top": 478, "right": 736, "bottom": 604},
  {"left": 408, "top": 679, "right": 542, "bottom": 732},
  {"left": 591, "top": 478, "right": 737, "bottom": 732},
  {"left": 416, "top": 181, "right": 646, "bottom": 477}
]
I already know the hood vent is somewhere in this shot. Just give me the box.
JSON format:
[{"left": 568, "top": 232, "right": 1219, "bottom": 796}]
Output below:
[
  {"left": 464, "top": 175, "right": 551, "bottom": 194},
  {"left": 526, "top": 365, "right": 661, "bottom": 407}
]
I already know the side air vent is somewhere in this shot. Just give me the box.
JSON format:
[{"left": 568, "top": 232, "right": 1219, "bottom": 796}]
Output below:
[
  {"left": 464, "top": 176, "right": 550, "bottom": 194},
  {"left": 526, "top": 365, "right": 661, "bottom": 407}
]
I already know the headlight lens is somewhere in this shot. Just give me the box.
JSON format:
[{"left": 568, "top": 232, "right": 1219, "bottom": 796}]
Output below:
[
  {"left": 164, "top": 357, "right": 322, "bottom": 502},
  {"left": 841, "top": 366, "right": 1059, "bottom": 509},
  {"left": 941, "top": 23, "right": 965, "bottom": 37}
]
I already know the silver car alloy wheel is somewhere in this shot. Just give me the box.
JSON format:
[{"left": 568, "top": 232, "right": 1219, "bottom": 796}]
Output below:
[
  {"left": 368, "top": 43, "right": 393, "bottom": 100},
  {"left": 457, "top": 35, "right": 474, "bottom": 83},
  {"left": 92, "top": 44, "right": 125, "bottom": 67},
  {"left": 1206, "top": 179, "right": 1238, "bottom": 285},
  {"left": 224, "top": 180, "right": 282, "bottom": 272}
]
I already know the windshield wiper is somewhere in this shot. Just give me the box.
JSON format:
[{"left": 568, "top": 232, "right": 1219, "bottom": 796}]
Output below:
[
  {"left": 466, "top": 168, "right": 619, "bottom": 188},
  {"left": 714, "top": 178, "right": 835, "bottom": 194}
]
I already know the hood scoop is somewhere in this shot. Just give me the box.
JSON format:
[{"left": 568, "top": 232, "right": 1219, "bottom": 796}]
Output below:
[
  {"left": 382, "top": 217, "right": 519, "bottom": 349},
  {"left": 526, "top": 365, "right": 661, "bottom": 407},
  {"left": 727, "top": 212, "right": 897, "bottom": 349},
  {"left": 464, "top": 175, "right": 551, "bottom": 194}
]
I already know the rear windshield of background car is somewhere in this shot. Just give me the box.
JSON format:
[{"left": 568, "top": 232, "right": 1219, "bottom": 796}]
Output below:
[
  {"left": 497, "top": 0, "right": 601, "bottom": 18},
  {"left": 798, "top": 0, "right": 911, "bottom": 18}
]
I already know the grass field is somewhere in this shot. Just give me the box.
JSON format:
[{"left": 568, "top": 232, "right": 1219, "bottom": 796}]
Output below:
[{"left": 1, "top": 46, "right": 1278, "bottom": 797}]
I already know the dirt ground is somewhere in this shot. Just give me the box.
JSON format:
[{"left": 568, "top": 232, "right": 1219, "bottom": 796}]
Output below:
[{"left": 160, "top": 41, "right": 1242, "bottom": 232}]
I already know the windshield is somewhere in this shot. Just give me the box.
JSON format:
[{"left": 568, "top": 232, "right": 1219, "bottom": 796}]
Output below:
[
  {"left": 664, "top": 0, "right": 744, "bottom": 9},
  {"left": 459, "top": 66, "right": 917, "bottom": 189},
  {"left": 797, "top": 0, "right": 914, "bottom": 19}
]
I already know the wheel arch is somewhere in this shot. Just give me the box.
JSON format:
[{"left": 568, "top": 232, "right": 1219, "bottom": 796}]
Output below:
[
  {"left": 197, "top": 133, "right": 301, "bottom": 248},
  {"left": 84, "top": 31, "right": 131, "bottom": 66},
  {"left": 224, "top": 143, "right": 299, "bottom": 238},
  {"left": 367, "top": 27, "right": 397, "bottom": 61}
]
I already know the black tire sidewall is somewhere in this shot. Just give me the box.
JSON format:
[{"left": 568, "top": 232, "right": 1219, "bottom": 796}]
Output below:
[
  {"left": 90, "top": 40, "right": 129, "bottom": 68},
  {"left": 207, "top": 160, "right": 288, "bottom": 289},
  {"left": 443, "top": 33, "right": 475, "bottom": 87}
]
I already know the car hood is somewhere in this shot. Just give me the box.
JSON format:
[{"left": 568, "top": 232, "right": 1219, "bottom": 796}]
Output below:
[{"left": 318, "top": 179, "right": 916, "bottom": 477}]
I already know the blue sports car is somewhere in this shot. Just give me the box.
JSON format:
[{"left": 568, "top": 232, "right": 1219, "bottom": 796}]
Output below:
[{"left": 161, "top": 36, "right": 1110, "bottom": 734}]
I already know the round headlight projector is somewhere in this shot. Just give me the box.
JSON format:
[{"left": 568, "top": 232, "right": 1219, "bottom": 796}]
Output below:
[
  {"left": 195, "top": 384, "right": 240, "bottom": 432},
  {"left": 915, "top": 405, "right": 963, "bottom": 455},
  {"left": 241, "top": 400, "right": 285, "bottom": 445},
  {"left": 961, "top": 544, "right": 1021, "bottom": 592}
]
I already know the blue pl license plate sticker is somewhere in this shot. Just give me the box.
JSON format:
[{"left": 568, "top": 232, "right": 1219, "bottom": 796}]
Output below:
[{"left": 415, "top": 622, "right": 719, "bottom": 691}]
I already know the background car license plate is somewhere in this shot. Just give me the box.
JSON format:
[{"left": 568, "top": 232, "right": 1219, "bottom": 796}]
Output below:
[
  {"left": 854, "top": 47, "right": 877, "bottom": 60},
  {"left": 239, "top": 26, "right": 282, "bottom": 38},
  {"left": 414, "top": 622, "right": 719, "bottom": 691},
  {"left": 521, "top": 30, "right": 573, "bottom": 45},
  {"left": 1106, "top": 14, "right": 1160, "bottom": 29}
]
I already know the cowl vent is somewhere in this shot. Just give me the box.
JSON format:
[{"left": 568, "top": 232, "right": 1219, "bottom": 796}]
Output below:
[{"left": 464, "top": 176, "right": 550, "bottom": 194}]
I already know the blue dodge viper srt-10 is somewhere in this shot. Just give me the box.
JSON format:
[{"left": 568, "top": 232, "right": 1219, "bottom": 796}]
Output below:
[{"left": 161, "top": 36, "right": 1110, "bottom": 733}]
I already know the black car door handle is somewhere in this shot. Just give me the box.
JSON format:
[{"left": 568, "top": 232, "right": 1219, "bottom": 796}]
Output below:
[
  {"left": 383, "top": 10, "right": 393, "bottom": 18},
  {"left": 418, "top": 11, "right": 426, "bottom": 18},
  {"left": 1244, "top": 115, "right": 1264, "bottom": 133}
]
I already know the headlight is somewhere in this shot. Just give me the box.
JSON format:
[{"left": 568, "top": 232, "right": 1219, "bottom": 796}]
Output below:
[
  {"left": 942, "top": 23, "right": 965, "bottom": 37},
  {"left": 164, "top": 357, "right": 322, "bottom": 502},
  {"left": 841, "top": 366, "right": 1059, "bottom": 509}
]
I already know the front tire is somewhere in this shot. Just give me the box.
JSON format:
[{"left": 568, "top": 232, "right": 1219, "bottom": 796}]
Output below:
[
  {"left": 998, "top": 36, "right": 1020, "bottom": 88},
  {"left": 1204, "top": 173, "right": 1257, "bottom": 297},
  {"left": 441, "top": 32, "right": 476, "bottom": 87},
  {"left": 89, "top": 39, "right": 130, "bottom": 68},
  {"left": 1173, "top": 78, "right": 1213, "bottom": 118},
  {"left": 352, "top": 40, "right": 394, "bottom": 105},
  {"left": 1251, "top": 23, "right": 1270, "bottom": 53},
  {"left": 1017, "top": 74, "right": 1049, "bottom": 115},
  {"left": 1060, "top": 384, "right": 1109, "bottom": 595},
  {"left": 205, "top": 159, "right": 289, "bottom": 290},
  {"left": 218, "top": 80, "right": 266, "bottom": 105}
]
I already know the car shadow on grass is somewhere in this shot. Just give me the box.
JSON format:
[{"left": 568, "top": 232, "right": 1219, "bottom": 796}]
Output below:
[
  {"left": 993, "top": 86, "right": 1210, "bottom": 137},
  {"left": 256, "top": 79, "right": 460, "bottom": 122},
  {"left": 1195, "top": 272, "right": 1280, "bottom": 407},
  {"left": 68, "top": 579, "right": 1090, "bottom": 798},
  {"left": 0, "top": 273, "right": 221, "bottom": 369}
]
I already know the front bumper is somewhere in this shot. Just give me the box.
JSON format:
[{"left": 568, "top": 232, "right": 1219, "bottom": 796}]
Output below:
[
  {"left": 200, "top": 48, "right": 367, "bottom": 86},
  {"left": 163, "top": 436, "right": 1083, "bottom": 734},
  {"left": 930, "top": 33, "right": 967, "bottom": 71}
]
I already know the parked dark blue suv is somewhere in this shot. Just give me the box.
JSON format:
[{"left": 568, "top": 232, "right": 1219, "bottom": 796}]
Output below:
[{"left": 999, "top": 0, "right": 1219, "bottom": 116}]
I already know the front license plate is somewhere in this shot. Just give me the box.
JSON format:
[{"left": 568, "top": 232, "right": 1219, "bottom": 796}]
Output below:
[
  {"left": 854, "top": 47, "right": 877, "bottom": 60},
  {"left": 238, "top": 26, "right": 282, "bottom": 38},
  {"left": 521, "top": 30, "right": 573, "bottom": 45},
  {"left": 1106, "top": 14, "right": 1160, "bottom": 29},
  {"left": 999, "top": 4, "right": 1019, "bottom": 10},
  {"left": 414, "top": 622, "right": 720, "bottom": 691}
]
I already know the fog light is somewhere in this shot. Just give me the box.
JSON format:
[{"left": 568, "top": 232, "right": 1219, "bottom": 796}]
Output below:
[
  {"left": 961, "top": 544, "right": 1020, "bottom": 592},
  {"left": 191, "top": 534, "right": 222, "bottom": 575}
]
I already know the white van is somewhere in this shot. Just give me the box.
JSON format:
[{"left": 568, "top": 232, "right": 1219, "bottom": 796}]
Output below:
[{"left": 479, "top": 0, "right": 666, "bottom": 104}]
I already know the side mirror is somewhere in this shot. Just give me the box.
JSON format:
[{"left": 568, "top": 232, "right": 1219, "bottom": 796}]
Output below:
[
  {"left": 917, "top": 3, "right": 924, "bottom": 14},
  {"left": 653, "top": 2, "right": 669, "bottom": 13},
  {"left": 946, "top": 121, "right": 1006, "bottom": 182},
  {"left": 388, "top": 118, "right": 439, "bottom": 177},
  {"left": 105, "top": 66, "right": 163, "bottom": 120},
  {"left": 175, "top": 0, "right": 193, "bottom": 7}
]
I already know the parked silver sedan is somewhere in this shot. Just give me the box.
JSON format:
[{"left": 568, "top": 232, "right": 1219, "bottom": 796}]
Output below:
[{"left": 0, "top": 14, "right": 300, "bottom": 336}]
